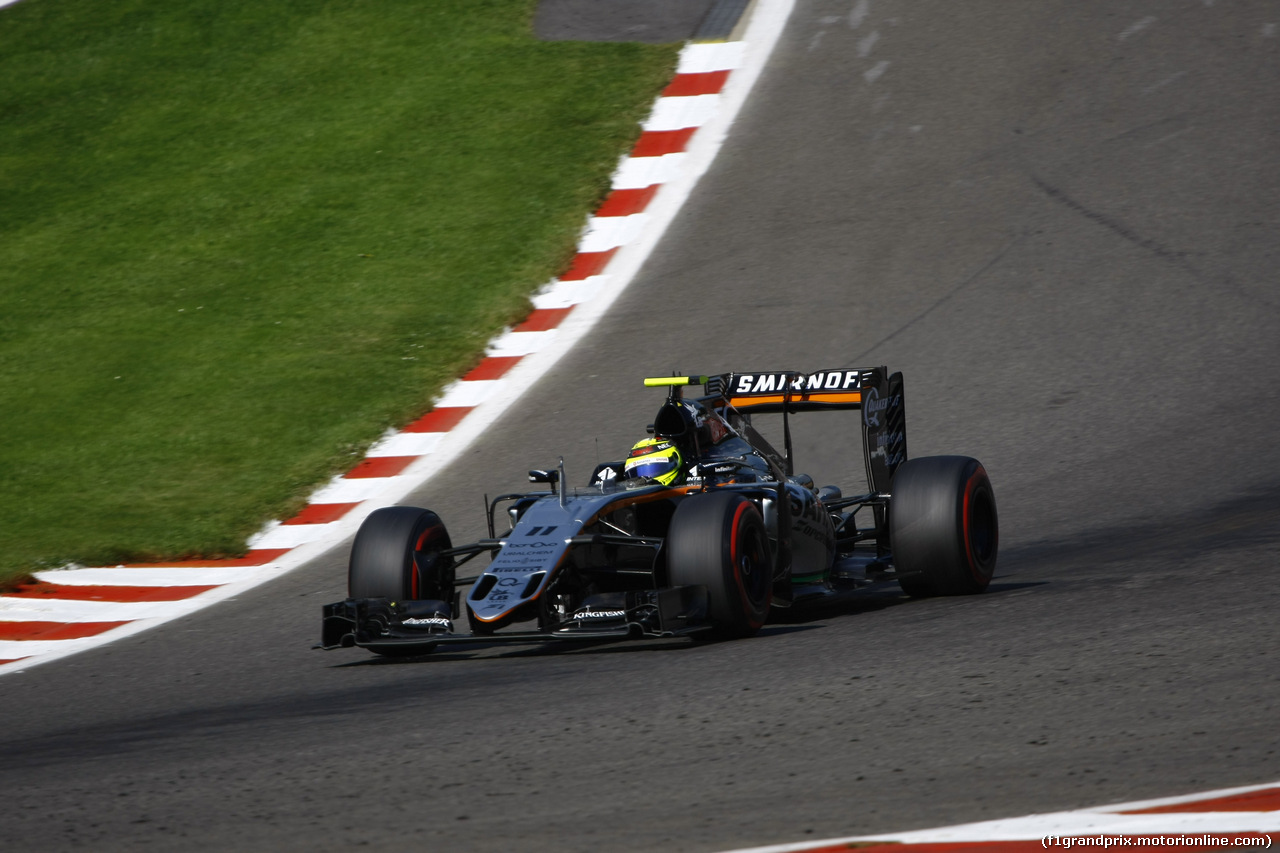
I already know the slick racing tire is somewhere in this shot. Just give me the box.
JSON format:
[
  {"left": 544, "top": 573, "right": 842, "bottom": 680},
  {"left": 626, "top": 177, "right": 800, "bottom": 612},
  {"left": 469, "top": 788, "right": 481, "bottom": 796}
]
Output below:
[
  {"left": 349, "top": 506, "right": 455, "bottom": 603},
  {"left": 668, "top": 491, "right": 772, "bottom": 639},
  {"left": 890, "top": 456, "right": 997, "bottom": 597}
]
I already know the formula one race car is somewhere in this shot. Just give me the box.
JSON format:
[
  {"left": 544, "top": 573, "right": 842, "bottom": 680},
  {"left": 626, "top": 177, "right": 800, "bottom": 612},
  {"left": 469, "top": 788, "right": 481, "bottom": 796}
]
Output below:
[{"left": 318, "top": 368, "right": 997, "bottom": 656}]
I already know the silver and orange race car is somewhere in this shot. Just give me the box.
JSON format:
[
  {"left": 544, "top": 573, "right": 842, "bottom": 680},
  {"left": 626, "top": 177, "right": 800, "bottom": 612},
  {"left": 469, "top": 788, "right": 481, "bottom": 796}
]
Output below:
[{"left": 318, "top": 368, "right": 998, "bottom": 656}]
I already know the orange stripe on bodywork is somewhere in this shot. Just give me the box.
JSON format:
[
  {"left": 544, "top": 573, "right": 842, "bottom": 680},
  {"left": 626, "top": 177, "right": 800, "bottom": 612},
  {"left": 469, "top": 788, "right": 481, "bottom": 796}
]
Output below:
[
  {"left": 583, "top": 486, "right": 701, "bottom": 524},
  {"left": 807, "top": 392, "right": 863, "bottom": 404},
  {"left": 730, "top": 394, "right": 786, "bottom": 407},
  {"left": 729, "top": 391, "right": 863, "bottom": 407}
]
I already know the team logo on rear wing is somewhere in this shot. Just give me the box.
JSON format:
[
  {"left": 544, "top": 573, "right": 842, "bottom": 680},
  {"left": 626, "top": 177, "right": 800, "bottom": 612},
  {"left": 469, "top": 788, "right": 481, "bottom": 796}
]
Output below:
[
  {"left": 724, "top": 369, "right": 866, "bottom": 396},
  {"left": 706, "top": 369, "right": 877, "bottom": 410}
]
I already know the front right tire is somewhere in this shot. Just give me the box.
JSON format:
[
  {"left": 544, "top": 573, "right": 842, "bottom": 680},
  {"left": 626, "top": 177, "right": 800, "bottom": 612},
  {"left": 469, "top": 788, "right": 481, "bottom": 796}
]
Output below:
[
  {"left": 348, "top": 506, "right": 454, "bottom": 657},
  {"left": 348, "top": 506, "right": 454, "bottom": 601}
]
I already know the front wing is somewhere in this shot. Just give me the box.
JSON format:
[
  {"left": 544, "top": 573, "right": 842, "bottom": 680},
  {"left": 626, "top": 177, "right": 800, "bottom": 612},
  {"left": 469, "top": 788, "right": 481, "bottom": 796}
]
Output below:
[{"left": 317, "top": 586, "right": 711, "bottom": 653}]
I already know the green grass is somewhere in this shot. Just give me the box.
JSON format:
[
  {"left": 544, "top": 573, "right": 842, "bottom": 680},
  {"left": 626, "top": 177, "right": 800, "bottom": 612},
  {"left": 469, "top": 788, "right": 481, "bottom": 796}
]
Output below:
[{"left": 0, "top": 0, "right": 678, "bottom": 579}]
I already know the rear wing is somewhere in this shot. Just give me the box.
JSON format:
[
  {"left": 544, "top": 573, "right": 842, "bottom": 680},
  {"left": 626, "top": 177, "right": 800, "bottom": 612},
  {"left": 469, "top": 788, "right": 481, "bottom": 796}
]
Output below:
[
  {"left": 688, "top": 368, "right": 907, "bottom": 494},
  {"left": 708, "top": 368, "right": 872, "bottom": 412}
]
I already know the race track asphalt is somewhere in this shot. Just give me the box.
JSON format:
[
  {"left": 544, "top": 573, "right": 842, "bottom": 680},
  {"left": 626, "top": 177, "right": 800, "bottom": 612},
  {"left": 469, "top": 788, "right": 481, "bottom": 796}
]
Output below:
[{"left": 1, "top": 2, "right": 1277, "bottom": 851}]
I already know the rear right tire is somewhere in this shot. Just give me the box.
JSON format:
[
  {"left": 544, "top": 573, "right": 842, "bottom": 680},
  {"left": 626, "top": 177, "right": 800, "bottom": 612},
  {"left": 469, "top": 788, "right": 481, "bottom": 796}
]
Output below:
[{"left": 890, "top": 456, "right": 998, "bottom": 597}]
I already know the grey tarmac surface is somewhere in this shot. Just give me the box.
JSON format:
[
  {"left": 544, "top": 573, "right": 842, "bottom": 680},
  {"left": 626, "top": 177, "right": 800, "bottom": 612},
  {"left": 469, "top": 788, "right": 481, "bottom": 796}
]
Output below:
[{"left": 2, "top": 2, "right": 1278, "bottom": 851}]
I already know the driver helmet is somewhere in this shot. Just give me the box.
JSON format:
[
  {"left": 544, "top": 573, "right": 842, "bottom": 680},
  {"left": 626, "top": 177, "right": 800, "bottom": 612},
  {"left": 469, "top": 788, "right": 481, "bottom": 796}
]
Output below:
[{"left": 624, "top": 437, "right": 683, "bottom": 486}]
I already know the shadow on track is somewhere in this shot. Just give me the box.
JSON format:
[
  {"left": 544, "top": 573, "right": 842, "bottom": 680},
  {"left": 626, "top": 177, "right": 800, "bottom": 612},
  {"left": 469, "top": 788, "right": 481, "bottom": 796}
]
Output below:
[{"left": 999, "top": 481, "right": 1280, "bottom": 579}]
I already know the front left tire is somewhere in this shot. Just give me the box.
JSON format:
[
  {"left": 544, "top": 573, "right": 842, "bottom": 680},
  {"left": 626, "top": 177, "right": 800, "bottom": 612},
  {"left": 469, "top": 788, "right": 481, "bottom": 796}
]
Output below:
[{"left": 667, "top": 491, "right": 773, "bottom": 639}]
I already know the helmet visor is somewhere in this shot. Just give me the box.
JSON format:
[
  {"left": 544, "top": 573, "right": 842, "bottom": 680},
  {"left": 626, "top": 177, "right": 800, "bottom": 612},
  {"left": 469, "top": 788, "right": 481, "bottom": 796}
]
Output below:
[{"left": 627, "top": 458, "right": 677, "bottom": 480}]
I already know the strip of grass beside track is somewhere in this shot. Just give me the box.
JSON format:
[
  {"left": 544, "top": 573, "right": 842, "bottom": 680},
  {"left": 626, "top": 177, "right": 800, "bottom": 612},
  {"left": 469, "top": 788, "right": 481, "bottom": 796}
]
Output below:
[{"left": 0, "top": 0, "right": 678, "bottom": 581}]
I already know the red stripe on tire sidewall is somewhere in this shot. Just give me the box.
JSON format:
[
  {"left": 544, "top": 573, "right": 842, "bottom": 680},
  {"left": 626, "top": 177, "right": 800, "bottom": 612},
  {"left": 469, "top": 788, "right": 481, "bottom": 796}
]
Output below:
[
  {"left": 412, "top": 525, "right": 434, "bottom": 600},
  {"left": 728, "top": 500, "right": 766, "bottom": 628},
  {"left": 411, "top": 524, "right": 447, "bottom": 600},
  {"left": 962, "top": 466, "right": 986, "bottom": 583}
]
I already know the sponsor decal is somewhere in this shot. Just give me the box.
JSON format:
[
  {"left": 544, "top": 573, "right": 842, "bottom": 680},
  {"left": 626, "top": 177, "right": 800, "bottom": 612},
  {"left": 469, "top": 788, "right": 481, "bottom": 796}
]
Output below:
[
  {"left": 875, "top": 430, "right": 904, "bottom": 449},
  {"left": 575, "top": 610, "right": 627, "bottom": 620},
  {"left": 792, "top": 516, "right": 835, "bottom": 548},
  {"left": 735, "top": 373, "right": 787, "bottom": 394},
  {"left": 868, "top": 440, "right": 906, "bottom": 468},
  {"left": 496, "top": 577, "right": 522, "bottom": 587},
  {"left": 490, "top": 542, "right": 560, "bottom": 572},
  {"left": 524, "top": 525, "right": 558, "bottom": 536},
  {"left": 628, "top": 440, "right": 675, "bottom": 459},
  {"left": 863, "top": 386, "right": 881, "bottom": 426},
  {"left": 733, "top": 370, "right": 865, "bottom": 396},
  {"left": 491, "top": 531, "right": 570, "bottom": 572},
  {"left": 401, "top": 617, "right": 451, "bottom": 628},
  {"left": 799, "top": 370, "right": 863, "bottom": 392},
  {"left": 862, "top": 386, "right": 901, "bottom": 428}
]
